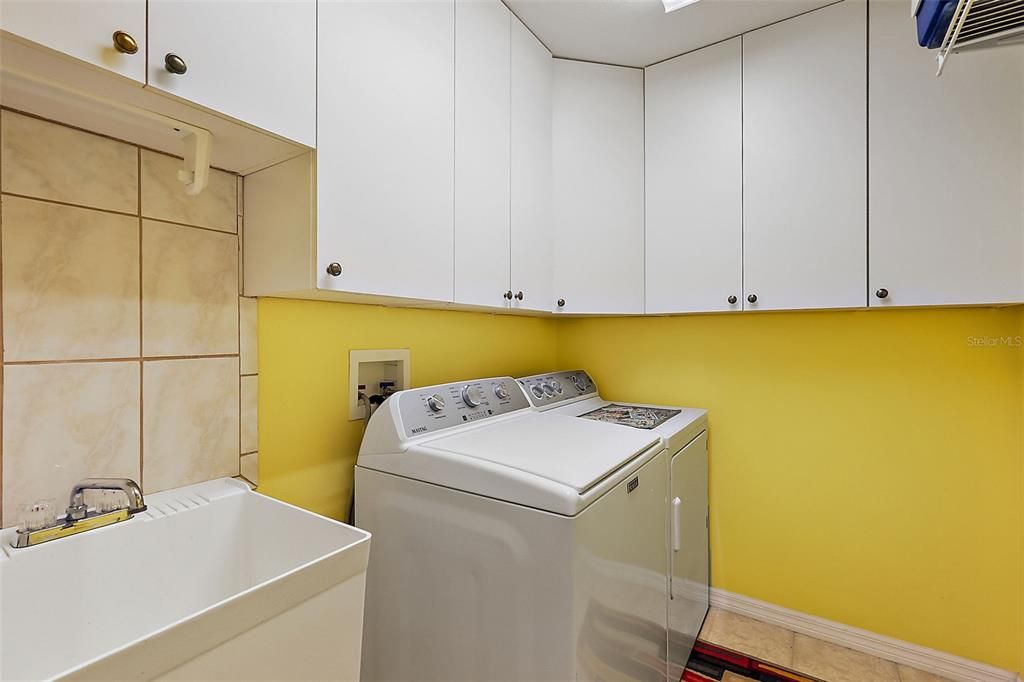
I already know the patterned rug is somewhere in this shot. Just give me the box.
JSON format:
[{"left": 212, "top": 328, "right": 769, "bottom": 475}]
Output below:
[{"left": 684, "top": 640, "right": 823, "bottom": 682}]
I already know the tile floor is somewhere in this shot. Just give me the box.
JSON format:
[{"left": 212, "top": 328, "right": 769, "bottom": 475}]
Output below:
[{"left": 698, "top": 609, "right": 953, "bottom": 682}]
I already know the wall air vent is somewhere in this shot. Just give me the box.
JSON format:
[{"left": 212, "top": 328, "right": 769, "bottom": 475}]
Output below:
[{"left": 918, "top": 0, "right": 1024, "bottom": 75}]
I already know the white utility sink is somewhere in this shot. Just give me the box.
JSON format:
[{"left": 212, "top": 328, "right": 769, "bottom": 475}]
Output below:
[{"left": 0, "top": 478, "right": 371, "bottom": 681}]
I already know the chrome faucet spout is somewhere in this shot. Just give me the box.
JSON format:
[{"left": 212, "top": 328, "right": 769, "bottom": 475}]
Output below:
[{"left": 67, "top": 478, "right": 147, "bottom": 520}]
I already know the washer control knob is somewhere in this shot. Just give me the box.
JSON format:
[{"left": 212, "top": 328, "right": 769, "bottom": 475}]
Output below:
[
  {"left": 426, "top": 394, "right": 445, "bottom": 412},
  {"left": 462, "top": 385, "right": 484, "bottom": 408},
  {"left": 541, "top": 383, "right": 556, "bottom": 397},
  {"left": 530, "top": 385, "right": 545, "bottom": 400},
  {"left": 572, "top": 374, "right": 587, "bottom": 392},
  {"left": 550, "top": 380, "right": 562, "bottom": 394},
  {"left": 494, "top": 383, "right": 510, "bottom": 400}
]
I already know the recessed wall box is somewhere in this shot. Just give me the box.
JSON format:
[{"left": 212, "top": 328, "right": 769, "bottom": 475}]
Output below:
[{"left": 349, "top": 349, "right": 411, "bottom": 421}]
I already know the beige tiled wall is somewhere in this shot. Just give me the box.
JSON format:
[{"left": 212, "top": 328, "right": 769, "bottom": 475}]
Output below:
[{"left": 0, "top": 109, "right": 258, "bottom": 526}]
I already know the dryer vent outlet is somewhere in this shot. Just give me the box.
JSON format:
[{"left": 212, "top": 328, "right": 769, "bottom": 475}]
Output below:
[{"left": 349, "top": 349, "right": 411, "bottom": 421}]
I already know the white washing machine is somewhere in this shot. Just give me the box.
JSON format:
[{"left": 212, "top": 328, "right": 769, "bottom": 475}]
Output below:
[
  {"left": 355, "top": 375, "right": 707, "bottom": 682},
  {"left": 517, "top": 370, "right": 710, "bottom": 681}
]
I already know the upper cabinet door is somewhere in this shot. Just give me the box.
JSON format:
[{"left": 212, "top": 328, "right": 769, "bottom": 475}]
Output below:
[
  {"left": 645, "top": 38, "right": 742, "bottom": 315},
  {"left": 454, "top": 0, "right": 511, "bottom": 310},
  {"left": 868, "top": 0, "right": 1024, "bottom": 307},
  {"left": 0, "top": 0, "right": 146, "bottom": 83},
  {"left": 316, "top": 0, "right": 455, "bottom": 302},
  {"left": 552, "top": 60, "right": 645, "bottom": 315},
  {"left": 742, "top": 1, "right": 867, "bottom": 311},
  {"left": 147, "top": 0, "right": 315, "bottom": 147},
  {"left": 510, "top": 17, "right": 554, "bottom": 314}
]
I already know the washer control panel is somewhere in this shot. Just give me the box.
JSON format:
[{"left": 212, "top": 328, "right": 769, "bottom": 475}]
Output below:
[
  {"left": 398, "top": 377, "right": 529, "bottom": 438},
  {"left": 518, "top": 370, "right": 596, "bottom": 409}
]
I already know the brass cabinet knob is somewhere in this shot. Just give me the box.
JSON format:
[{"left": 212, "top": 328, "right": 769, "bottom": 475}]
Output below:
[
  {"left": 515, "top": 291, "right": 524, "bottom": 301},
  {"left": 326, "top": 262, "right": 343, "bottom": 277},
  {"left": 504, "top": 290, "right": 514, "bottom": 300},
  {"left": 875, "top": 288, "right": 889, "bottom": 299},
  {"left": 557, "top": 298, "right": 565, "bottom": 308},
  {"left": 112, "top": 31, "right": 139, "bottom": 55},
  {"left": 727, "top": 295, "right": 737, "bottom": 304},
  {"left": 747, "top": 294, "right": 757, "bottom": 304},
  {"left": 164, "top": 53, "right": 188, "bottom": 75}
]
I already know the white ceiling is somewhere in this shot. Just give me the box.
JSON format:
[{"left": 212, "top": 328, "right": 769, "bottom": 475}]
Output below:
[{"left": 504, "top": 0, "right": 839, "bottom": 68}]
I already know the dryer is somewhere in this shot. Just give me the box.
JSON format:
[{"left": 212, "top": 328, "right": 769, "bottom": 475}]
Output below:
[
  {"left": 355, "top": 375, "right": 702, "bottom": 682},
  {"left": 517, "top": 370, "right": 710, "bottom": 680}
]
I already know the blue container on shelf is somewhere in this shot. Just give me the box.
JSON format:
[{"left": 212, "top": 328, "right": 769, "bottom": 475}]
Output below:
[{"left": 916, "top": 0, "right": 959, "bottom": 48}]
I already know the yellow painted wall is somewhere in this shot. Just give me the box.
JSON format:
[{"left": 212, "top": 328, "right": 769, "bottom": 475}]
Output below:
[
  {"left": 259, "top": 299, "right": 1022, "bottom": 671},
  {"left": 257, "top": 298, "right": 557, "bottom": 520},
  {"left": 557, "top": 307, "right": 1022, "bottom": 671}
]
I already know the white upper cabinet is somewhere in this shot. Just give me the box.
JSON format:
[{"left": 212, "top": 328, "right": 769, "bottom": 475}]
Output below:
[
  {"left": 552, "top": 60, "right": 645, "bottom": 315},
  {"left": 316, "top": 0, "right": 455, "bottom": 302},
  {"left": 147, "top": 0, "right": 315, "bottom": 146},
  {"left": 454, "top": 0, "right": 511, "bottom": 310},
  {"left": 510, "top": 17, "right": 554, "bottom": 313},
  {"left": 868, "top": 0, "right": 1024, "bottom": 307},
  {"left": 0, "top": 0, "right": 147, "bottom": 84},
  {"left": 645, "top": 38, "right": 742, "bottom": 315},
  {"left": 742, "top": 0, "right": 867, "bottom": 311}
]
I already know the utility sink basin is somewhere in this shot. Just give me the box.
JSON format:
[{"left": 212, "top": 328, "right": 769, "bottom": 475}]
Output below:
[{"left": 0, "top": 478, "right": 371, "bottom": 681}]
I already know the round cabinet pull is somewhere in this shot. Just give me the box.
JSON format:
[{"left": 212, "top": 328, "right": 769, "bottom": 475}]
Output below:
[
  {"left": 875, "top": 288, "right": 889, "bottom": 300},
  {"left": 515, "top": 291, "right": 524, "bottom": 301},
  {"left": 326, "top": 262, "right": 343, "bottom": 277},
  {"left": 557, "top": 298, "right": 566, "bottom": 308},
  {"left": 727, "top": 295, "right": 737, "bottom": 305},
  {"left": 164, "top": 53, "right": 188, "bottom": 75},
  {"left": 112, "top": 31, "right": 139, "bottom": 55},
  {"left": 504, "top": 290, "right": 514, "bottom": 300},
  {"left": 747, "top": 294, "right": 757, "bottom": 304}
]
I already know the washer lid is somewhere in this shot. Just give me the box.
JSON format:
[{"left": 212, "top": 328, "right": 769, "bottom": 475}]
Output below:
[{"left": 427, "top": 413, "right": 660, "bottom": 493}]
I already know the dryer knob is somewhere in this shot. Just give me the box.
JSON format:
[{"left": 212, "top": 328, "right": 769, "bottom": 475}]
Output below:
[
  {"left": 494, "top": 383, "right": 510, "bottom": 400},
  {"left": 530, "top": 385, "right": 545, "bottom": 400},
  {"left": 550, "top": 380, "right": 562, "bottom": 394}
]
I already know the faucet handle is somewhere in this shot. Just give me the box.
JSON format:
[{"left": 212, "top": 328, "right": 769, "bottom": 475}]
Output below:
[{"left": 18, "top": 499, "right": 56, "bottom": 533}]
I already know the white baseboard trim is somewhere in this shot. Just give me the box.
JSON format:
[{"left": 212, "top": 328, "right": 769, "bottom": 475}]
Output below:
[{"left": 709, "top": 588, "right": 1018, "bottom": 682}]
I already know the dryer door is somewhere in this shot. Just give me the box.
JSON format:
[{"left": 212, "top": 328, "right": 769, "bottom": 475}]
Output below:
[{"left": 668, "top": 431, "right": 710, "bottom": 678}]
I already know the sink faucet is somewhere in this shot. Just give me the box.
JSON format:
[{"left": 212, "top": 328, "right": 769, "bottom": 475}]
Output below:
[
  {"left": 12, "top": 478, "right": 147, "bottom": 549},
  {"left": 66, "top": 478, "right": 147, "bottom": 520}
]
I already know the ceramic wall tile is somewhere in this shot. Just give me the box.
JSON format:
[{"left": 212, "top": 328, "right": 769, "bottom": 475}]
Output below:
[
  {"left": 142, "top": 220, "right": 238, "bottom": 357},
  {"left": 240, "top": 452, "right": 258, "bottom": 486},
  {"left": 2, "top": 196, "right": 140, "bottom": 361},
  {"left": 142, "top": 357, "right": 240, "bottom": 492},
  {"left": 240, "top": 297, "right": 258, "bottom": 374},
  {"left": 1, "top": 110, "right": 138, "bottom": 213},
  {"left": 140, "top": 150, "right": 237, "bottom": 232},
  {"left": 0, "top": 112, "right": 252, "bottom": 528},
  {"left": 240, "top": 375, "right": 258, "bottom": 454},
  {"left": 2, "top": 362, "right": 140, "bottom": 522}
]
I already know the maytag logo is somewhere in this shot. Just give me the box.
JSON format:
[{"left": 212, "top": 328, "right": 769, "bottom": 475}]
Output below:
[
  {"left": 626, "top": 476, "right": 639, "bottom": 494},
  {"left": 411, "top": 426, "right": 428, "bottom": 434}
]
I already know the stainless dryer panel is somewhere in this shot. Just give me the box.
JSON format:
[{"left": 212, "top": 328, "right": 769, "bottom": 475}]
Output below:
[{"left": 518, "top": 370, "right": 597, "bottom": 408}]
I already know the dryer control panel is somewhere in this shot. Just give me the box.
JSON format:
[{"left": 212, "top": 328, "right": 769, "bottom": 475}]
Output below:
[
  {"left": 398, "top": 377, "right": 529, "bottom": 438},
  {"left": 517, "top": 370, "right": 597, "bottom": 409}
]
